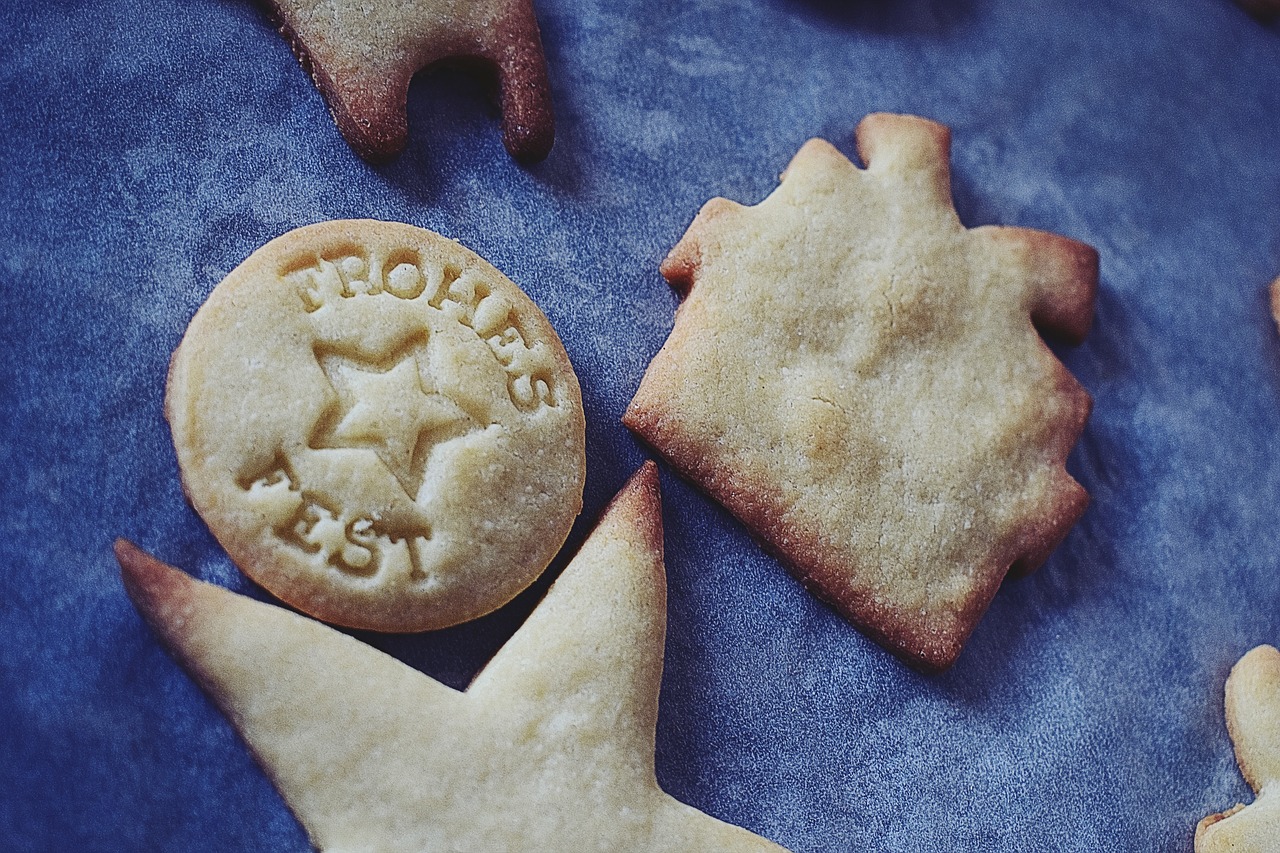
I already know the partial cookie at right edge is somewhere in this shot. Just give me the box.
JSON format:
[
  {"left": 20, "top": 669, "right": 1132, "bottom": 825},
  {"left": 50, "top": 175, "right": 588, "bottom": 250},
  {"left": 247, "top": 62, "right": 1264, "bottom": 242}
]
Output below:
[
  {"left": 1237, "top": 0, "right": 1280, "bottom": 21},
  {"left": 624, "top": 113, "right": 1097, "bottom": 672},
  {"left": 1196, "top": 645, "right": 1280, "bottom": 852}
]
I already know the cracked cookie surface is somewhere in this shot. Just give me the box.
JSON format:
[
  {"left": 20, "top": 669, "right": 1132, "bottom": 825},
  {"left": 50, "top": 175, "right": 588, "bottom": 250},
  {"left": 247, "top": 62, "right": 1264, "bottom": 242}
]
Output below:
[{"left": 167, "top": 219, "right": 585, "bottom": 631}]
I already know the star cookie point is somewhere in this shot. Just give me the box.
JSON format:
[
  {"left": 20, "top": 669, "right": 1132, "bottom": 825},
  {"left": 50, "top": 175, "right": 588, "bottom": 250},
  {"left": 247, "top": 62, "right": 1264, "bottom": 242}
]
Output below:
[
  {"left": 117, "top": 464, "right": 791, "bottom": 853},
  {"left": 262, "top": 0, "right": 555, "bottom": 163}
]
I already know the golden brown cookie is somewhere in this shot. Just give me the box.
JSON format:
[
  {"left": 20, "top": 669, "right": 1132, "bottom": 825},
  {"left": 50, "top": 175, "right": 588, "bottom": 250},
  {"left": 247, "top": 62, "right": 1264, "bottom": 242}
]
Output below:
[
  {"left": 116, "top": 464, "right": 792, "bottom": 852},
  {"left": 167, "top": 219, "right": 585, "bottom": 632},
  {"left": 624, "top": 113, "right": 1097, "bottom": 672},
  {"left": 1196, "top": 645, "right": 1280, "bottom": 851},
  {"left": 260, "top": 0, "right": 555, "bottom": 162}
]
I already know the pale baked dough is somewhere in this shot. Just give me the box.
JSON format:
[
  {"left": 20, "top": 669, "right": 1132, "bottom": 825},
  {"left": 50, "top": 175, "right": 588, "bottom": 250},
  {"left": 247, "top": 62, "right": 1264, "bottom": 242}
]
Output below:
[
  {"left": 625, "top": 113, "right": 1097, "bottom": 671},
  {"left": 167, "top": 219, "right": 585, "bottom": 631},
  {"left": 116, "top": 465, "right": 791, "bottom": 852},
  {"left": 1196, "top": 645, "right": 1280, "bottom": 852},
  {"left": 263, "top": 0, "right": 554, "bottom": 161},
  {"left": 1237, "top": 0, "right": 1280, "bottom": 20}
]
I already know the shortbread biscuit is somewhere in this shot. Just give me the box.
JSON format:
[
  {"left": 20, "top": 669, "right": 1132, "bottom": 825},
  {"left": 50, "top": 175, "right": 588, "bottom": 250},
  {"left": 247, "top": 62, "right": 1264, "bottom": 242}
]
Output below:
[
  {"left": 1237, "top": 0, "right": 1280, "bottom": 20},
  {"left": 624, "top": 113, "right": 1097, "bottom": 672},
  {"left": 167, "top": 219, "right": 585, "bottom": 632},
  {"left": 116, "top": 464, "right": 791, "bottom": 852},
  {"left": 261, "top": 0, "right": 555, "bottom": 162},
  {"left": 1196, "top": 645, "right": 1280, "bottom": 851}
]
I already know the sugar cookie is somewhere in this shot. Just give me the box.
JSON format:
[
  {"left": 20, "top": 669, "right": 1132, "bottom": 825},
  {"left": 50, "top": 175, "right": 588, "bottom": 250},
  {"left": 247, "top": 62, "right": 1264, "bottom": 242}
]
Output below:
[
  {"left": 262, "top": 0, "right": 555, "bottom": 162},
  {"left": 1196, "top": 645, "right": 1280, "bottom": 852},
  {"left": 167, "top": 219, "right": 584, "bottom": 631},
  {"left": 624, "top": 114, "right": 1097, "bottom": 671},
  {"left": 116, "top": 465, "right": 790, "bottom": 852}
]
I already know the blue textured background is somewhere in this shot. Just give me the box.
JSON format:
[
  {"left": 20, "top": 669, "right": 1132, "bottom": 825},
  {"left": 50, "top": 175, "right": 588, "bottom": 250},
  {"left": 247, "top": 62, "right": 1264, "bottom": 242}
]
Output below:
[{"left": 3, "top": 0, "right": 1280, "bottom": 849}]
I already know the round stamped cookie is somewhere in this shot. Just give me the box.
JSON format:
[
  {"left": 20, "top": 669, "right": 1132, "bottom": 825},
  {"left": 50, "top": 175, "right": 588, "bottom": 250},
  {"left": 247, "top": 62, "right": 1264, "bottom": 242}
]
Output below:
[{"left": 166, "top": 220, "right": 586, "bottom": 632}]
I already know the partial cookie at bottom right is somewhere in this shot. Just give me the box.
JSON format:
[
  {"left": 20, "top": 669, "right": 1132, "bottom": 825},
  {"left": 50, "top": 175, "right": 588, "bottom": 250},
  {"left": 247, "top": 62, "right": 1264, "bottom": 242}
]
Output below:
[{"left": 1197, "top": 645, "right": 1280, "bottom": 852}]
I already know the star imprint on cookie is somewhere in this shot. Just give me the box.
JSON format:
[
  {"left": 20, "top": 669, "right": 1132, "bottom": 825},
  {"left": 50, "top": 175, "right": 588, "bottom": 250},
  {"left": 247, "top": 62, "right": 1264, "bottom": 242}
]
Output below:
[
  {"left": 624, "top": 113, "right": 1098, "bottom": 672},
  {"left": 1196, "top": 645, "right": 1280, "bottom": 851},
  {"left": 165, "top": 221, "right": 586, "bottom": 633},
  {"left": 261, "top": 0, "right": 555, "bottom": 162},
  {"left": 312, "top": 343, "right": 479, "bottom": 501},
  {"left": 115, "top": 464, "right": 791, "bottom": 853}
]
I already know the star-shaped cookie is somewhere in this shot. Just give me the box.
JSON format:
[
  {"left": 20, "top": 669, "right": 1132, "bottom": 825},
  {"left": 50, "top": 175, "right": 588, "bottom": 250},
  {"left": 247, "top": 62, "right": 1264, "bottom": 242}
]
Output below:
[
  {"left": 1196, "top": 645, "right": 1280, "bottom": 852},
  {"left": 625, "top": 113, "right": 1098, "bottom": 672},
  {"left": 116, "top": 463, "right": 790, "bottom": 852},
  {"left": 261, "top": 0, "right": 555, "bottom": 162}
]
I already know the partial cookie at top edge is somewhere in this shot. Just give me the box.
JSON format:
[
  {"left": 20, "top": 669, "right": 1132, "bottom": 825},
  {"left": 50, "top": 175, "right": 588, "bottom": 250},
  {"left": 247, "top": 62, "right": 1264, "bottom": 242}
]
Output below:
[
  {"left": 1236, "top": 0, "right": 1280, "bottom": 21},
  {"left": 167, "top": 219, "right": 585, "bottom": 632},
  {"left": 258, "top": 0, "right": 554, "bottom": 162}
]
